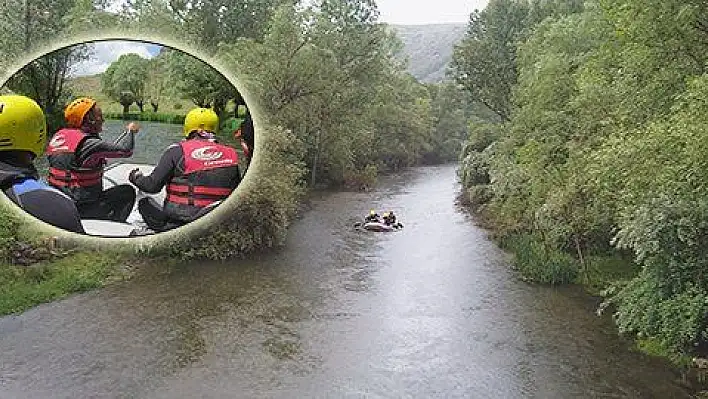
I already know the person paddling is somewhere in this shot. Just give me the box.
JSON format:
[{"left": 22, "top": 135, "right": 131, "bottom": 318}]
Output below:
[
  {"left": 45, "top": 97, "right": 140, "bottom": 222},
  {"left": 128, "top": 107, "right": 241, "bottom": 233}
]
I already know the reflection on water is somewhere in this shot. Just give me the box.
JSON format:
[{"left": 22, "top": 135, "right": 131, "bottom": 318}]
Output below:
[{"left": 0, "top": 165, "right": 694, "bottom": 399}]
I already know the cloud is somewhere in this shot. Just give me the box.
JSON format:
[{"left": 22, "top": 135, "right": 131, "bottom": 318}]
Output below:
[
  {"left": 69, "top": 41, "right": 160, "bottom": 77},
  {"left": 377, "top": 0, "right": 485, "bottom": 25}
]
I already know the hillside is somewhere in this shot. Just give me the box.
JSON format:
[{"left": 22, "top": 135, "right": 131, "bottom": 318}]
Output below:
[{"left": 391, "top": 23, "right": 467, "bottom": 83}]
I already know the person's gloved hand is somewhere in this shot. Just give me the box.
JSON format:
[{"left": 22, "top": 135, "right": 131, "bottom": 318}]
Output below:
[{"left": 129, "top": 168, "right": 142, "bottom": 184}]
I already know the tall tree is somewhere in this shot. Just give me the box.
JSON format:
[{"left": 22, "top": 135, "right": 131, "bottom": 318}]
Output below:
[
  {"left": 448, "top": 0, "right": 530, "bottom": 122},
  {"left": 0, "top": 0, "right": 97, "bottom": 131},
  {"left": 101, "top": 53, "right": 150, "bottom": 113}
]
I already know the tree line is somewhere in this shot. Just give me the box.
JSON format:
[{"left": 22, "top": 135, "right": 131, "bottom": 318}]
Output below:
[
  {"left": 99, "top": 48, "right": 244, "bottom": 116},
  {"left": 453, "top": 0, "right": 708, "bottom": 360}
]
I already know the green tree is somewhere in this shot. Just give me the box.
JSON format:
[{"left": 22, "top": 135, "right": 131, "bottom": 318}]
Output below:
[
  {"left": 0, "top": 0, "right": 96, "bottom": 131},
  {"left": 165, "top": 50, "right": 237, "bottom": 116},
  {"left": 101, "top": 53, "right": 150, "bottom": 113},
  {"left": 448, "top": 0, "right": 530, "bottom": 122}
]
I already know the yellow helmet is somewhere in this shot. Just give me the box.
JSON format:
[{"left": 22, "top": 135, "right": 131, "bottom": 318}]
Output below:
[
  {"left": 383, "top": 212, "right": 390, "bottom": 218},
  {"left": 184, "top": 107, "right": 219, "bottom": 136},
  {"left": 0, "top": 95, "right": 47, "bottom": 158},
  {"left": 370, "top": 209, "right": 376, "bottom": 215}
]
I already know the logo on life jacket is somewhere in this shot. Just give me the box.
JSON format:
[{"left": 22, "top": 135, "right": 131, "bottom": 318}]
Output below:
[
  {"left": 191, "top": 146, "right": 223, "bottom": 162},
  {"left": 49, "top": 133, "right": 67, "bottom": 150}
]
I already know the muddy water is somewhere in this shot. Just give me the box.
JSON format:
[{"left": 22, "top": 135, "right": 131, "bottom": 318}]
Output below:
[{"left": 0, "top": 165, "right": 692, "bottom": 398}]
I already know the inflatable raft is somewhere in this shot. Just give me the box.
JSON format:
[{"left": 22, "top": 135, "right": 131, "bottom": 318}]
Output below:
[
  {"left": 78, "top": 162, "right": 166, "bottom": 237},
  {"left": 362, "top": 221, "right": 395, "bottom": 232},
  {"left": 358, "top": 220, "right": 403, "bottom": 232}
]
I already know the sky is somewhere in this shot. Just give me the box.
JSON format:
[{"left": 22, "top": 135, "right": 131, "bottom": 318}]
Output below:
[
  {"left": 377, "top": 0, "right": 487, "bottom": 25},
  {"left": 70, "top": 0, "right": 485, "bottom": 76},
  {"left": 70, "top": 41, "right": 161, "bottom": 77}
]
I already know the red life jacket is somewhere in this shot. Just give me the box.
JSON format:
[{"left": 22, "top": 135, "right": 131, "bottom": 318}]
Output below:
[
  {"left": 166, "top": 139, "right": 239, "bottom": 208},
  {"left": 45, "top": 128, "right": 103, "bottom": 204}
]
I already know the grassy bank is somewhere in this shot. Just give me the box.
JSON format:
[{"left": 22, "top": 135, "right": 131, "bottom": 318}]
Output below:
[
  {"left": 0, "top": 250, "right": 141, "bottom": 316},
  {"left": 0, "top": 202, "right": 147, "bottom": 317},
  {"left": 103, "top": 111, "right": 185, "bottom": 125}
]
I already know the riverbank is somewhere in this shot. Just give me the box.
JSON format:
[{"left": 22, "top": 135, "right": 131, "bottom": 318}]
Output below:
[
  {"left": 0, "top": 248, "right": 148, "bottom": 317},
  {"left": 103, "top": 111, "right": 185, "bottom": 125},
  {"left": 457, "top": 192, "right": 708, "bottom": 396}
]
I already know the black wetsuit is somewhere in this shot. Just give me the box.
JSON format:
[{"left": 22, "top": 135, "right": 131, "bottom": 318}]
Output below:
[
  {"left": 0, "top": 160, "right": 85, "bottom": 234},
  {"left": 383, "top": 214, "right": 397, "bottom": 225},
  {"left": 130, "top": 140, "right": 241, "bottom": 232},
  {"left": 365, "top": 214, "right": 381, "bottom": 223},
  {"left": 241, "top": 112, "right": 254, "bottom": 154},
  {"left": 48, "top": 129, "right": 137, "bottom": 222}
]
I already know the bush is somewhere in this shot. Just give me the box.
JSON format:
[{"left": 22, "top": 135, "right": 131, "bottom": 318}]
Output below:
[
  {"left": 504, "top": 234, "right": 579, "bottom": 284},
  {"left": 465, "top": 185, "right": 492, "bottom": 208},
  {"left": 459, "top": 150, "right": 490, "bottom": 187},
  {"left": 604, "top": 276, "right": 708, "bottom": 354},
  {"left": 343, "top": 164, "right": 378, "bottom": 190},
  {"left": 600, "top": 194, "right": 708, "bottom": 353}
]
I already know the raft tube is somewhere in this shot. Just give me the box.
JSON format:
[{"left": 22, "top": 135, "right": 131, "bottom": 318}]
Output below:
[
  {"left": 78, "top": 162, "right": 166, "bottom": 237},
  {"left": 362, "top": 221, "right": 396, "bottom": 232}
]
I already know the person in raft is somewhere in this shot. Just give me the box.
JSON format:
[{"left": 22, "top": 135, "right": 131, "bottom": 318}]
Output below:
[
  {"left": 45, "top": 97, "right": 141, "bottom": 222},
  {"left": 128, "top": 107, "right": 241, "bottom": 233},
  {"left": 0, "top": 95, "right": 85, "bottom": 234}
]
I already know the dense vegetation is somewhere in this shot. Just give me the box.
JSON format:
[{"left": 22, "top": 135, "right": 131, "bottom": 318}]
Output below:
[{"left": 454, "top": 0, "right": 708, "bottom": 361}]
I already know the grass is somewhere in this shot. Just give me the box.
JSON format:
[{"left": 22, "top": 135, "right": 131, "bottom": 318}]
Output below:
[
  {"left": 0, "top": 251, "right": 133, "bottom": 316},
  {"left": 635, "top": 337, "right": 694, "bottom": 368},
  {"left": 103, "top": 111, "right": 186, "bottom": 124}
]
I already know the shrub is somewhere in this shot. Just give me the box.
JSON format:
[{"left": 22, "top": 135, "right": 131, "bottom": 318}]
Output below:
[{"left": 505, "top": 234, "right": 579, "bottom": 284}]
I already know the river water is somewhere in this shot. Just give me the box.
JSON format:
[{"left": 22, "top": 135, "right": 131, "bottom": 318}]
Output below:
[{"left": 0, "top": 165, "right": 694, "bottom": 398}]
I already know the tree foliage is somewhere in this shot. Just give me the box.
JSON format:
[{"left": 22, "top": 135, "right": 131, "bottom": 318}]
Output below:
[
  {"left": 456, "top": 0, "right": 708, "bottom": 355},
  {"left": 101, "top": 53, "right": 150, "bottom": 113}
]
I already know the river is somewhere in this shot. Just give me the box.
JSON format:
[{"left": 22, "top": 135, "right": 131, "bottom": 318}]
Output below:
[{"left": 0, "top": 165, "right": 693, "bottom": 398}]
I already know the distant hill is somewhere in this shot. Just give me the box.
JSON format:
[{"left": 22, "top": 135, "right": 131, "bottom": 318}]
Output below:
[{"left": 391, "top": 23, "right": 467, "bottom": 83}]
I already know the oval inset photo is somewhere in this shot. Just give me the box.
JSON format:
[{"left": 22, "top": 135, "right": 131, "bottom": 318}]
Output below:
[{"left": 0, "top": 40, "right": 254, "bottom": 238}]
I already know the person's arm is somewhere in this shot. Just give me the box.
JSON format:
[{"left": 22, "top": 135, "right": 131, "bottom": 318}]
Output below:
[
  {"left": 76, "top": 130, "right": 136, "bottom": 168},
  {"left": 129, "top": 145, "right": 181, "bottom": 194}
]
